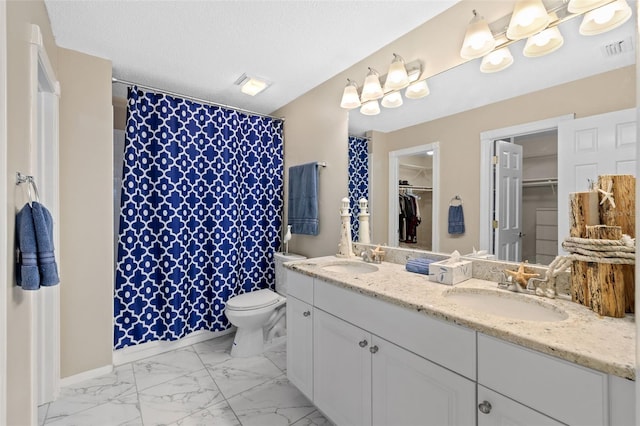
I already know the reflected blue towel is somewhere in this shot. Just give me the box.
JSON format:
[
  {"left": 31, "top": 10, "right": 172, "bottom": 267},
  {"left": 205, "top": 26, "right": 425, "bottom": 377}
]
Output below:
[
  {"left": 448, "top": 205, "right": 465, "bottom": 234},
  {"left": 406, "top": 258, "right": 434, "bottom": 275},
  {"left": 15, "top": 202, "right": 59, "bottom": 290},
  {"left": 288, "top": 162, "right": 319, "bottom": 235}
]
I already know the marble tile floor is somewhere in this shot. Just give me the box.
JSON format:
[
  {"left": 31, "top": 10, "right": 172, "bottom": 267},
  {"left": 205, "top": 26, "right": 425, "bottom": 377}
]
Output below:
[{"left": 38, "top": 334, "right": 332, "bottom": 426}]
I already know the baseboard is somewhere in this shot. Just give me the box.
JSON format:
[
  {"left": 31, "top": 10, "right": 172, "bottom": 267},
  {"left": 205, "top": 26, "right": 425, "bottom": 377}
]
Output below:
[
  {"left": 112, "top": 328, "right": 236, "bottom": 365},
  {"left": 60, "top": 365, "right": 113, "bottom": 387}
]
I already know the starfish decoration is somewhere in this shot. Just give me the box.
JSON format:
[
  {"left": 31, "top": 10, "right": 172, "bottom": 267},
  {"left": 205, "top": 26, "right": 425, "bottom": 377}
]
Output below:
[
  {"left": 504, "top": 262, "right": 540, "bottom": 289},
  {"left": 597, "top": 181, "right": 616, "bottom": 209}
]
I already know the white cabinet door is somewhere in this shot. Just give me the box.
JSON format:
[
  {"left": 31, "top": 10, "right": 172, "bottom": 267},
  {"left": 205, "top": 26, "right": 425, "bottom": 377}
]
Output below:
[
  {"left": 372, "top": 336, "right": 475, "bottom": 426},
  {"left": 478, "top": 386, "right": 564, "bottom": 426},
  {"left": 286, "top": 295, "right": 313, "bottom": 400},
  {"left": 313, "top": 309, "right": 371, "bottom": 426}
]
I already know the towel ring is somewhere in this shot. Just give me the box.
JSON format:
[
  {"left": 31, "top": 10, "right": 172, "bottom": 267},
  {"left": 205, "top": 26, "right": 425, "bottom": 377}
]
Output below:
[
  {"left": 16, "top": 172, "right": 40, "bottom": 206},
  {"left": 449, "top": 195, "right": 463, "bottom": 206}
]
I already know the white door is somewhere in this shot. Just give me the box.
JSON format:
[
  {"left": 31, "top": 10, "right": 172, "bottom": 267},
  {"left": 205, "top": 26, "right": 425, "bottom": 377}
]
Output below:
[
  {"left": 286, "top": 296, "right": 313, "bottom": 400},
  {"left": 557, "top": 108, "right": 637, "bottom": 253},
  {"left": 494, "top": 140, "right": 523, "bottom": 261},
  {"left": 313, "top": 309, "right": 371, "bottom": 426},
  {"left": 371, "top": 336, "right": 475, "bottom": 426},
  {"left": 478, "top": 386, "right": 563, "bottom": 426}
]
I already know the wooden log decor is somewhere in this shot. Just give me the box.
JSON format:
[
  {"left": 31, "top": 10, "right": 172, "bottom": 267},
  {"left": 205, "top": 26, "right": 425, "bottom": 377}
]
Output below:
[
  {"left": 585, "top": 225, "right": 625, "bottom": 318},
  {"left": 569, "top": 191, "right": 599, "bottom": 307},
  {"left": 597, "top": 175, "right": 635, "bottom": 313}
]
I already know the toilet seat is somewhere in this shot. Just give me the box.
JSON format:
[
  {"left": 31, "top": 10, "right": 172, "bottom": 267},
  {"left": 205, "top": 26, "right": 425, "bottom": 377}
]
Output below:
[{"left": 226, "top": 289, "right": 283, "bottom": 311}]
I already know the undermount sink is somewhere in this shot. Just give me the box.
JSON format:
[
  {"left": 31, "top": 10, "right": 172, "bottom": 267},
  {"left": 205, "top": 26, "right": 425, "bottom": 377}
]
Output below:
[
  {"left": 444, "top": 288, "right": 568, "bottom": 322},
  {"left": 321, "top": 261, "right": 379, "bottom": 274}
]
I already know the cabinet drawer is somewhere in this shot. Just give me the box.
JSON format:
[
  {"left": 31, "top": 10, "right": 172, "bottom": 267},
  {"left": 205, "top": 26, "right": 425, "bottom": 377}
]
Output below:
[
  {"left": 314, "top": 279, "right": 476, "bottom": 379},
  {"left": 285, "top": 270, "right": 314, "bottom": 304},
  {"left": 478, "top": 334, "right": 607, "bottom": 426}
]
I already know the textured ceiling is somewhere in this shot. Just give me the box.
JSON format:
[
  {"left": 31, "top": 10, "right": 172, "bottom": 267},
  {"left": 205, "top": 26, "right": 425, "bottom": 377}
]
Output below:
[{"left": 44, "top": 0, "right": 461, "bottom": 115}]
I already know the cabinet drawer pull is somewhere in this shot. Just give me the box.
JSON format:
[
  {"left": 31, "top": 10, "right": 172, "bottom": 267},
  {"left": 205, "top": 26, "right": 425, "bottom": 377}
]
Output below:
[
  {"left": 358, "top": 339, "right": 368, "bottom": 348},
  {"left": 303, "top": 311, "right": 311, "bottom": 317},
  {"left": 369, "top": 345, "right": 379, "bottom": 354},
  {"left": 478, "top": 401, "right": 492, "bottom": 414}
]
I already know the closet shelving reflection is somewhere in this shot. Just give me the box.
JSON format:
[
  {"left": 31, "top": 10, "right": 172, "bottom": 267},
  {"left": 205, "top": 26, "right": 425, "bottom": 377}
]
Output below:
[
  {"left": 399, "top": 184, "right": 432, "bottom": 192},
  {"left": 522, "top": 178, "right": 558, "bottom": 194}
]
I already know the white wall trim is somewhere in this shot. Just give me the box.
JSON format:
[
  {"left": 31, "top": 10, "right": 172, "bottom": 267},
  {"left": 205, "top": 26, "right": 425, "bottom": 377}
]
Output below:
[
  {"left": 388, "top": 142, "right": 440, "bottom": 251},
  {"left": 112, "top": 328, "right": 234, "bottom": 366},
  {"left": 60, "top": 365, "right": 113, "bottom": 388},
  {"left": 28, "top": 24, "right": 61, "bottom": 407},
  {"left": 0, "top": 0, "right": 8, "bottom": 422},
  {"left": 478, "top": 114, "right": 575, "bottom": 253}
]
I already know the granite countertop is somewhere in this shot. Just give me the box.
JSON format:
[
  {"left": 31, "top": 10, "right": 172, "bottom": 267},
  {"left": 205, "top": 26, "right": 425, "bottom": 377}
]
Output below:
[{"left": 286, "top": 256, "right": 636, "bottom": 381}]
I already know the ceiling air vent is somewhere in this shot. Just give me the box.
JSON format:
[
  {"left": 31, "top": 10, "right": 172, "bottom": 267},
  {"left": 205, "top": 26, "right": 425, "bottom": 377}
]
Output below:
[{"left": 601, "top": 37, "right": 633, "bottom": 57}]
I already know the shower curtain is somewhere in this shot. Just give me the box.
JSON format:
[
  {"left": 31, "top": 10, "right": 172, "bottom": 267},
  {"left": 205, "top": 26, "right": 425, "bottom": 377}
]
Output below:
[
  {"left": 114, "top": 87, "right": 283, "bottom": 350},
  {"left": 348, "top": 136, "right": 369, "bottom": 240}
]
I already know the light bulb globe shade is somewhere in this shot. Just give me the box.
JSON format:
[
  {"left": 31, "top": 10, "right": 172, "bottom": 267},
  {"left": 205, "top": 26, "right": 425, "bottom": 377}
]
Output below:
[
  {"left": 460, "top": 13, "right": 496, "bottom": 59},
  {"left": 360, "top": 100, "right": 381, "bottom": 116},
  {"left": 579, "top": 0, "right": 632, "bottom": 35},
  {"left": 506, "top": 0, "right": 551, "bottom": 40},
  {"left": 340, "top": 82, "right": 361, "bottom": 109},
  {"left": 567, "top": 0, "right": 611, "bottom": 14},
  {"left": 480, "top": 47, "right": 514, "bottom": 73},
  {"left": 523, "top": 26, "right": 564, "bottom": 57},
  {"left": 381, "top": 91, "right": 403, "bottom": 108},
  {"left": 361, "top": 69, "right": 384, "bottom": 102},
  {"left": 385, "top": 55, "right": 410, "bottom": 90},
  {"left": 404, "top": 79, "right": 430, "bottom": 99}
]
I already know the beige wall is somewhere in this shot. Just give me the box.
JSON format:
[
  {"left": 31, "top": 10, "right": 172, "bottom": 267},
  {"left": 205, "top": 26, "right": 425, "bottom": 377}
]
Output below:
[
  {"left": 58, "top": 47, "right": 113, "bottom": 377},
  {"left": 6, "top": 0, "right": 58, "bottom": 424},
  {"left": 273, "top": 79, "right": 350, "bottom": 258},
  {"left": 370, "top": 66, "right": 636, "bottom": 254}
]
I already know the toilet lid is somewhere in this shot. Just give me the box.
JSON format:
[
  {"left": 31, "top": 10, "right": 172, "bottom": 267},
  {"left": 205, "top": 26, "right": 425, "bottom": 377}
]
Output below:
[{"left": 226, "top": 289, "right": 282, "bottom": 311}]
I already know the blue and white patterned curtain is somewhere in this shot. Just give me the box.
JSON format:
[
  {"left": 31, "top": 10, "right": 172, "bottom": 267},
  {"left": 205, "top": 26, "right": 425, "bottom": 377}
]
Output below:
[
  {"left": 114, "top": 87, "right": 283, "bottom": 350},
  {"left": 348, "top": 136, "right": 369, "bottom": 240}
]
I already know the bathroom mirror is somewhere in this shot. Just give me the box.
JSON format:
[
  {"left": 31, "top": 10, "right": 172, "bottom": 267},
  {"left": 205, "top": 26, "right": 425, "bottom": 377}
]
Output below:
[{"left": 348, "top": 13, "right": 636, "bottom": 265}]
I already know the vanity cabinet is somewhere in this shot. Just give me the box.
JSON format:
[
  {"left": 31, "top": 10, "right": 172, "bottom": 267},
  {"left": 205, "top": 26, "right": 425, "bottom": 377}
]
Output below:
[
  {"left": 285, "top": 271, "right": 314, "bottom": 400},
  {"left": 477, "top": 386, "right": 563, "bottom": 426},
  {"left": 313, "top": 308, "right": 475, "bottom": 426},
  {"left": 313, "top": 309, "right": 372, "bottom": 425},
  {"left": 285, "top": 269, "right": 636, "bottom": 426},
  {"left": 286, "top": 295, "right": 313, "bottom": 400}
]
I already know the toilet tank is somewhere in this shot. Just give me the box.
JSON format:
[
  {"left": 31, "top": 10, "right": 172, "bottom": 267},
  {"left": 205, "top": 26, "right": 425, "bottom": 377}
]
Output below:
[{"left": 274, "top": 252, "right": 306, "bottom": 295}]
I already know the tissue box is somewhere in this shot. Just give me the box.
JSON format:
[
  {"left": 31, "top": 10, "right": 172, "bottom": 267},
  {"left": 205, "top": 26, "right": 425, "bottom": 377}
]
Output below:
[{"left": 428, "top": 259, "right": 472, "bottom": 285}]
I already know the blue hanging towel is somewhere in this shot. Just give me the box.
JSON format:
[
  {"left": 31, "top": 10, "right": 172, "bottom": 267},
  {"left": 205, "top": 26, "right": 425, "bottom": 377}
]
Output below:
[
  {"left": 32, "top": 202, "right": 60, "bottom": 287},
  {"left": 448, "top": 205, "right": 465, "bottom": 235},
  {"left": 288, "top": 162, "right": 319, "bottom": 235},
  {"left": 15, "top": 201, "right": 60, "bottom": 290},
  {"left": 16, "top": 204, "right": 40, "bottom": 290}
]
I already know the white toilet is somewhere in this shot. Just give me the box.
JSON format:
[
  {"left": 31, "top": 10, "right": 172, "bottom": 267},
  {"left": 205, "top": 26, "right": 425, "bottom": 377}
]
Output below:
[{"left": 225, "top": 252, "right": 305, "bottom": 357}]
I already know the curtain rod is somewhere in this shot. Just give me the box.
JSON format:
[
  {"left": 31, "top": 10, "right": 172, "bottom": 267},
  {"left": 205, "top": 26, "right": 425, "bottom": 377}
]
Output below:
[{"left": 111, "top": 77, "right": 285, "bottom": 121}]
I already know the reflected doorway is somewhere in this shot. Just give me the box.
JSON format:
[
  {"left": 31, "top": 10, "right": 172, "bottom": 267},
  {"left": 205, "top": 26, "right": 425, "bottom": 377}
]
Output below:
[
  {"left": 491, "top": 132, "right": 559, "bottom": 264},
  {"left": 389, "top": 142, "right": 440, "bottom": 251}
]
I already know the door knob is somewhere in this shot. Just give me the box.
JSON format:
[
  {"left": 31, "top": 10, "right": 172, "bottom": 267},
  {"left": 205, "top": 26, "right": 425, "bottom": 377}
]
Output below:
[
  {"left": 303, "top": 311, "right": 310, "bottom": 317},
  {"left": 478, "top": 401, "right": 492, "bottom": 414},
  {"left": 358, "top": 339, "right": 368, "bottom": 348},
  {"left": 369, "top": 345, "right": 379, "bottom": 354}
]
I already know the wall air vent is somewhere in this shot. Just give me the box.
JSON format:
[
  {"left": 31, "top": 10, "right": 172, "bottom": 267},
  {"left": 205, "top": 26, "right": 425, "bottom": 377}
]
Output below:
[{"left": 601, "top": 37, "right": 633, "bottom": 57}]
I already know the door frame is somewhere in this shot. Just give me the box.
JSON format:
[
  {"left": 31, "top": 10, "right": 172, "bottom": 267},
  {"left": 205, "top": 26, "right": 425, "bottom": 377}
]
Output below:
[
  {"left": 0, "top": 0, "right": 7, "bottom": 422},
  {"left": 479, "top": 114, "right": 574, "bottom": 254},
  {"left": 388, "top": 142, "right": 440, "bottom": 251},
  {"left": 29, "top": 24, "right": 61, "bottom": 407}
]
